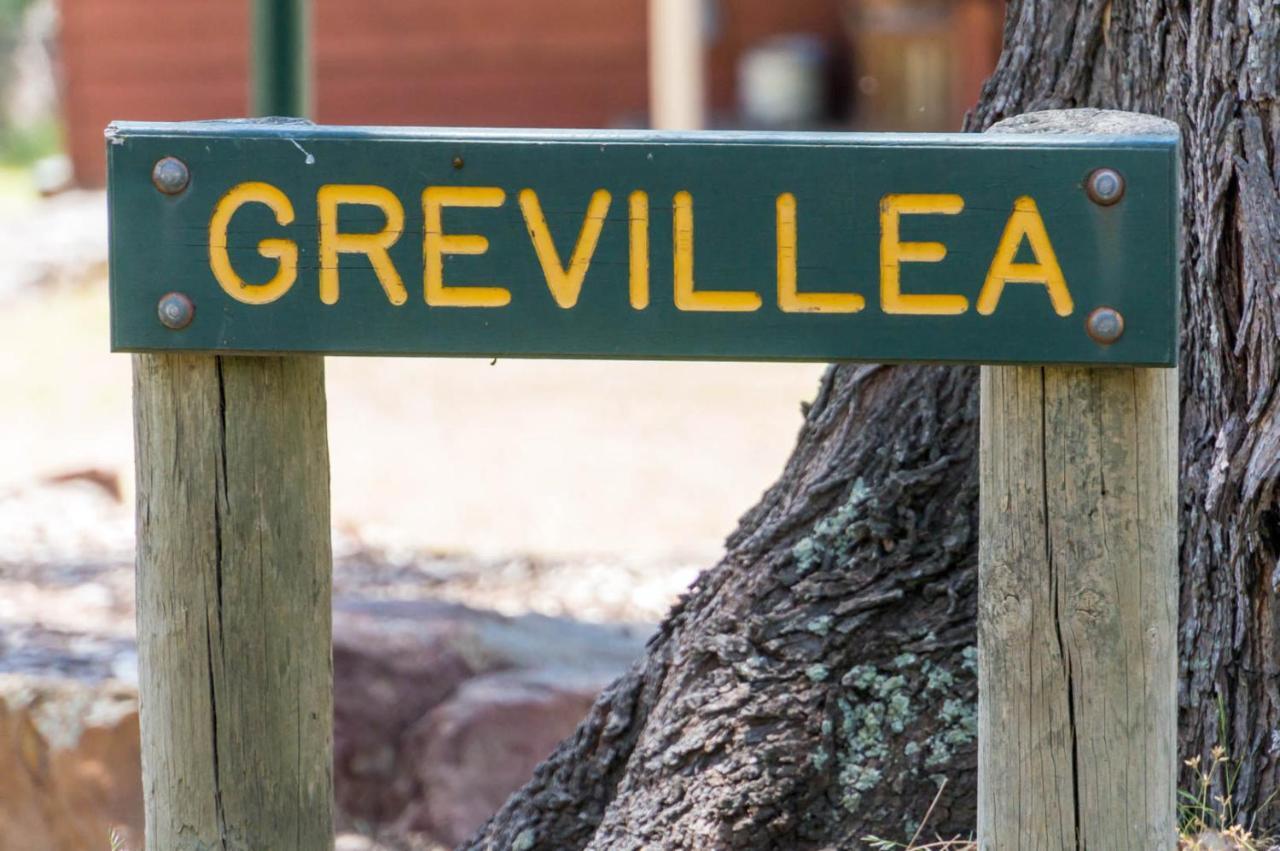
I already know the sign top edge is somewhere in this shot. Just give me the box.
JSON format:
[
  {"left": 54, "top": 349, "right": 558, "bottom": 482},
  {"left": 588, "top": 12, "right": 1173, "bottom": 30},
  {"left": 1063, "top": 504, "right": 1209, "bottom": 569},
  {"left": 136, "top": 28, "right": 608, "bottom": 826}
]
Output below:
[{"left": 104, "top": 120, "right": 1180, "bottom": 150}]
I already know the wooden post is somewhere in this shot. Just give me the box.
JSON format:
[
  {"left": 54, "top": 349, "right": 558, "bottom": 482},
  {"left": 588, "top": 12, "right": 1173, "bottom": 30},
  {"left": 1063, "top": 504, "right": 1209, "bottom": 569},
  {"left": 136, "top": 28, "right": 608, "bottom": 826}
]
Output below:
[
  {"left": 133, "top": 355, "right": 333, "bottom": 850},
  {"left": 978, "top": 112, "right": 1180, "bottom": 848},
  {"left": 648, "top": 0, "right": 706, "bottom": 130},
  {"left": 133, "top": 7, "right": 332, "bottom": 850}
]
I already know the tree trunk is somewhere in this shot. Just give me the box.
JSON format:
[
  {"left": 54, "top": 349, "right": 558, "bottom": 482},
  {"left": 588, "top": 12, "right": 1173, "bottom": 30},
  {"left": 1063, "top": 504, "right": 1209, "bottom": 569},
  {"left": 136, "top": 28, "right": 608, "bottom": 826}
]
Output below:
[{"left": 464, "top": 2, "right": 1280, "bottom": 847}]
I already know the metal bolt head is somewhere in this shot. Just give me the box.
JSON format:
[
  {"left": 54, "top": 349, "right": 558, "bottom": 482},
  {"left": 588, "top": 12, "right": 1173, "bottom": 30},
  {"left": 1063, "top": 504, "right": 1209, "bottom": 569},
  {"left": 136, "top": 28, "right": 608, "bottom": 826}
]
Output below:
[
  {"left": 152, "top": 156, "right": 190, "bottom": 194},
  {"left": 1086, "top": 306, "right": 1125, "bottom": 345},
  {"left": 157, "top": 292, "right": 195, "bottom": 330},
  {"left": 1086, "top": 168, "right": 1125, "bottom": 206},
  {"left": 452, "top": 156, "right": 465, "bottom": 170}
]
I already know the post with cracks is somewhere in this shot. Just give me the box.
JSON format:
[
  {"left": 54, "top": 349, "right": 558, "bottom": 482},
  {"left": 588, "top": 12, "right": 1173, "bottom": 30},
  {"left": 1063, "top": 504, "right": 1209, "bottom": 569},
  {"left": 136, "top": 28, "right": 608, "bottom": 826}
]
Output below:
[
  {"left": 132, "top": 2, "right": 333, "bottom": 848},
  {"left": 977, "top": 111, "right": 1180, "bottom": 848},
  {"left": 133, "top": 356, "right": 333, "bottom": 850}
]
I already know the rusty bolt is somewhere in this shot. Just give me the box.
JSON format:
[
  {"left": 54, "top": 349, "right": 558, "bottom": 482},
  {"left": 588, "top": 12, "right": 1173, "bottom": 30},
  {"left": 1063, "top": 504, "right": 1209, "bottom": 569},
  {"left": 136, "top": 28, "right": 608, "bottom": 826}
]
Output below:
[
  {"left": 452, "top": 156, "right": 465, "bottom": 170},
  {"left": 152, "top": 156, "right": 190, "bottom": 194},
  {"left": 1086, "top": 306, "right": 1125, "bottom": 345},
  {"left": 1086, "top": 168, "right": 1125, "bottom": 206},
  {"left": 157, "top": 292, "right": 195, "bottom": 330}
]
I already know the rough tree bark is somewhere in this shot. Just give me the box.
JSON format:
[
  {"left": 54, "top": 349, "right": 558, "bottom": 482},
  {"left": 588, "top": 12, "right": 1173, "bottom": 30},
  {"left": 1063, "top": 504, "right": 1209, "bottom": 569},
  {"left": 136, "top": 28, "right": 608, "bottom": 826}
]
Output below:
[{"left": 464, "top": 2, "right": 1280, "bottom": 847}]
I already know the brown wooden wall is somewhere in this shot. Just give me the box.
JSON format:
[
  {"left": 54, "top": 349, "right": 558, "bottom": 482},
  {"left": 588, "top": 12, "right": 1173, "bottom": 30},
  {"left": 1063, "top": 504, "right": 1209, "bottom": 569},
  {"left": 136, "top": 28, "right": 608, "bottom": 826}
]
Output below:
[
  {"left": 62, "top": 0, "right": 652, "bottom": 186},
  {"left": 313, "top": 0, "right": 649, "bottom": 128},
  {"left": 62, "top": 0, "right": 250, "bottom": 186},
  {"left": 60, "top": 0, "right": 999, "bottom": 187}
]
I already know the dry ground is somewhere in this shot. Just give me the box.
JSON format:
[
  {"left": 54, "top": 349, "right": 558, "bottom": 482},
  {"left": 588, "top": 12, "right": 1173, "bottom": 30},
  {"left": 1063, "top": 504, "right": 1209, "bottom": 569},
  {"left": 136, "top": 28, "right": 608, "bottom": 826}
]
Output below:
[{"left": 0, "top": 189, "right": 824, "bottom": 570}]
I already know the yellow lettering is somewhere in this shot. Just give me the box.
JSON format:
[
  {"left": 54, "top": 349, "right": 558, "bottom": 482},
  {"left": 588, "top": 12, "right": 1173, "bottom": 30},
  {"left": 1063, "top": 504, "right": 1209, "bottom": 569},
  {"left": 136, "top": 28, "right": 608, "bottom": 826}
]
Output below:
[
  {"left": 976, "top": 196, "right": 1073, "bottom": 316},
  {"left": 879, "top": 193, "right": 966, "bottom": 315},
  {"left": 777, "top": 192, "right": 864, "bottom": 313},
  {"left": 423, "top": 186, "right": 510, "bottom": 307},
  {"left": 518, "top": 188, "right": 611, "bottom": 309},
  {"left": 629, "top": 191, "right": 650, "bottom": 310},
  {"left": 317, "top": 184, "right": 407, "bottom": 306},
  {"left": 209, "top": 182, "right": 297, "bottom": 305},
  {"left": 673, "top": 190, "right": 762, "bottom": 312}
]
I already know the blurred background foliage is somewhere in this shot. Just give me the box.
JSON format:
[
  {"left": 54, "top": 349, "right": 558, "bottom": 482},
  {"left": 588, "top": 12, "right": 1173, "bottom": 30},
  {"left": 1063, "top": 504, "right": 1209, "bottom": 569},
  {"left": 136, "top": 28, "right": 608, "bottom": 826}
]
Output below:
[{"left": 0, "top": 0, "right": 57, "bottom": 178}]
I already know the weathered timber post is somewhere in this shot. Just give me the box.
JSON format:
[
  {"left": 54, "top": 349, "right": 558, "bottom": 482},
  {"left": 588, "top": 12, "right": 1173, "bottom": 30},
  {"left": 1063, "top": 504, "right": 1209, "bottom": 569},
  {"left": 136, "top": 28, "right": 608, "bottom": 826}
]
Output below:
[
  {"left": 133, "top": 3, "right": 333, "bottom": 849},
  {"left": 134, "top": 356, "right": 333, "bottom": 849},
  {"left": 978, "top": 110, "right": 1180, "bottom": 849}
]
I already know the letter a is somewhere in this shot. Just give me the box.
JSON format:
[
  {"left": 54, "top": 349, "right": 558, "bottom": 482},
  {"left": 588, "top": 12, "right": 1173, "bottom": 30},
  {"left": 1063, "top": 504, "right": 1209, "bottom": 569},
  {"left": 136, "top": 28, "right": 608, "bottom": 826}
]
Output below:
[{"left": 977, "top": 196, "right": 1073, "bottom": 316}]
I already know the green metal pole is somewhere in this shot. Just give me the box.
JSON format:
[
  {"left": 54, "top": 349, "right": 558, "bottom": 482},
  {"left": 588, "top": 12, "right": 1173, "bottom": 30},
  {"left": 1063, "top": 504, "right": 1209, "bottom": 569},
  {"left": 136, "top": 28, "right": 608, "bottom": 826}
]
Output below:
[{"left": 252, "top": 0, "right": 311, "bottom": 118}]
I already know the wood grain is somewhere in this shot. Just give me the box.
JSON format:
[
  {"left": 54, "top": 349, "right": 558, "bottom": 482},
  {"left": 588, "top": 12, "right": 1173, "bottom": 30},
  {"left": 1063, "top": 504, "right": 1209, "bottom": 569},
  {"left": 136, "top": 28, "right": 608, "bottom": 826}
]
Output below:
[
  {"left": 979, "top": 364, "right": 1178, "bottom": 848},
  {"left": 133, "top": 353, "right": 333, "bottom": 850},
  {"left": 978, "top": 109, "right": 1180, "bottom": 851}
]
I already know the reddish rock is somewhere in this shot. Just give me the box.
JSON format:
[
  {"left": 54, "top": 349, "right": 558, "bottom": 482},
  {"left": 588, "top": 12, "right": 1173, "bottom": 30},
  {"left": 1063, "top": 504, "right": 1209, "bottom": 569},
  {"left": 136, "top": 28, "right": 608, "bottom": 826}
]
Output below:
[
  {"left": 333, "top": 598, "right": 645, "bottom": 831},
  {"left": 0, "top": 675, "right": 143, "bottom": 851},
  {"left": 0, "top": 598, "right": 644, "bottom": 849},
  {"left": 398, "top": 670, "right": 607, "bottom": 846},
  {"left": 333, "top": 599, "right": 493, "bottom": 823}
]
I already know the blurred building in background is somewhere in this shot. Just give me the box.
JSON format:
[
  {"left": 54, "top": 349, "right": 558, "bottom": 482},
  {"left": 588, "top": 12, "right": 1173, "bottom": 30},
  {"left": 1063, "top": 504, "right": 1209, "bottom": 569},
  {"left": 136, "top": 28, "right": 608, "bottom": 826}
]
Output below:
[
  {"left": 55, "top": 0, "right": 1003, "bottom": 186},
  {"left": 846, "top": 0, "right": 1002, "bottom": 131}
]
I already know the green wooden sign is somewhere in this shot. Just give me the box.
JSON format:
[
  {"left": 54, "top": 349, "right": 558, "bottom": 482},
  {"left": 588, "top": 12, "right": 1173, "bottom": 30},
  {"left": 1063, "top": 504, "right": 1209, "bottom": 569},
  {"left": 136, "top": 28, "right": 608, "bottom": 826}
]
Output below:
[{"left": 107, "top": 121, "right": 1178, "bottom": 365}]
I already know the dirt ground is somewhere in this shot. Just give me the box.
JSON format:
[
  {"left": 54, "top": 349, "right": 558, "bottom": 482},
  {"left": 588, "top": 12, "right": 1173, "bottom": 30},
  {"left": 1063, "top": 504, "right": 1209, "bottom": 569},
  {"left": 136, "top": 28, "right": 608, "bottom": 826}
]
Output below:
[{"left": 0, "top": 190, "right": 825, "bottom": 570}]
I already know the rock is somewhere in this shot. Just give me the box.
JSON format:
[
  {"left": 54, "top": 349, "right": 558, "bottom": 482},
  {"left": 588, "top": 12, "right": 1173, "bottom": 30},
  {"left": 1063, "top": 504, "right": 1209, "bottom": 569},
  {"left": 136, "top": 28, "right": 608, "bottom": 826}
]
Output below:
[
  {"left": 397, "top": 670, "right": 608, "bottom": 846},
  {"left": 333, "top": 598, "right": 646, "bottom": 834},
  {"left": 334, "top": 600, "right": 484, "bottom": 822},
  {"left": 0, "top": 597, "right": 645, "bottom": 849},
  {"left": 0, "top": 675, "right": 142, "bottom": 851}
]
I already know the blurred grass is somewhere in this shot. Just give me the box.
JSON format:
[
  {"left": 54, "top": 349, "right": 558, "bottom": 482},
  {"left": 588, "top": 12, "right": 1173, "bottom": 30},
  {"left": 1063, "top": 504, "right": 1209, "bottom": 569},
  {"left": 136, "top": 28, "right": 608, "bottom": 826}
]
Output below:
[
  {"left": 0, "top": 116, "right": 58, "bottom": 166},
  {"left": 0, "top": 0, "right": 60, "bottom": 183},
  {"left": 0, "top": 94, "right": 62, "bottom": 204}
]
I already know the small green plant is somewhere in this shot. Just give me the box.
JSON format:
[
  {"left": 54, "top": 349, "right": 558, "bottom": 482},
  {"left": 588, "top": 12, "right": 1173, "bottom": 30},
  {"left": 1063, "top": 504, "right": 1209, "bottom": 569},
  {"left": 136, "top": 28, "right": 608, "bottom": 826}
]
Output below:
[
  {"left": 863, "top": 779, "right": 976, "bottom": 850},
  {"left": 1178, "top": 745, "right": 1277, "bottom": 850},
  {"left": 864, "top": 838, "right": 974, "bottom": 850},
  {"left": 1178, "top": 695, "right": 1278, "bottom": 850},
  {"left": 866, "top": 738, "right": 1280, "bottom": 851},
  {"left": 0, "top": 117, "right": 59, "bottom": 167}
]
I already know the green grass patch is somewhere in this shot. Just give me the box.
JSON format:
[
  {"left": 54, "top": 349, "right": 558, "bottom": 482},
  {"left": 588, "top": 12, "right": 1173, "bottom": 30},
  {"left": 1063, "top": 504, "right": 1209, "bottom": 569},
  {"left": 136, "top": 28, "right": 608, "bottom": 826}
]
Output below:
[{"left": 0, "top": 117, "right": 60, "bottom": 167}]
